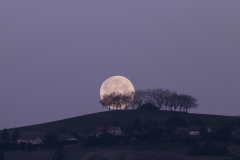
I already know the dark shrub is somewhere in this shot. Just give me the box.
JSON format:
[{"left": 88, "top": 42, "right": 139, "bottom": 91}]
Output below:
[{"left": 137, "top": 103, "right": 159, "bottom": 111}]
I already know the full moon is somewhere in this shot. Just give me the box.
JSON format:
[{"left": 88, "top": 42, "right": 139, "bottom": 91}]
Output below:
[{"left": 100, "top": 76, "right": 135, "bottom": 109}]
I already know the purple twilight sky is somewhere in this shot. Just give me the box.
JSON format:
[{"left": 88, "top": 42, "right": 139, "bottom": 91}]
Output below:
[{"left": 0, "top": 1, "right": 240, "bottom": 129}]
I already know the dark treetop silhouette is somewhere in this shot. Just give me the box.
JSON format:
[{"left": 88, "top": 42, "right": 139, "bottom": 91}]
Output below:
[
  {"left": 100, "top": 92, "right": 134, "bottom": 110},
  {"left": 100, "top": 88, "right": 198, "bottom": 112}
]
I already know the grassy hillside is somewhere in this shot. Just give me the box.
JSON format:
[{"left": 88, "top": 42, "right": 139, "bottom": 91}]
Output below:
[{"left": 15, "top": 110, "right": 239, "bottom": 135}]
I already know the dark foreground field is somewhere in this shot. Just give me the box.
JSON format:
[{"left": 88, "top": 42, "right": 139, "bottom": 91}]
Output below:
[
  {"left": 4, "top": 150, "right": 55, "bottom": 160},
  {"left": 3, "top": 110, "right": 240, "bottom": 160},
  {"left": 15, "top": 110, "right": 239, "bottom": 134},
  {"left": 4, "top": 145, "right": 232, "bottom": 160}
]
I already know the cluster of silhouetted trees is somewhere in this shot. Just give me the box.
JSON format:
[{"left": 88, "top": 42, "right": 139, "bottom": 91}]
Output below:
[
  {"left": 100, "top": 88, "right": 198, "bottom": 112},
  {"left": 0, "top": 128, "right": 20, "bottom": 142}
]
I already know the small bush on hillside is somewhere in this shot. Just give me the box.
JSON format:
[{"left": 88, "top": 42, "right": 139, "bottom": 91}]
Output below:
[
  {"left": 0, "top": 128, "right": 10, "bottom": 142},
  {"left": 137, "top": 103, "right": 159, "bottom": 111},
  {"left": 12, "top": 129, "right": 21, "bottom": 141}
]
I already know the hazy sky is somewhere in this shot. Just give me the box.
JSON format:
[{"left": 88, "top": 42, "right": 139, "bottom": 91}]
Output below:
[{"left": 0, "top": 1, "right": 240, "bottom": 129}]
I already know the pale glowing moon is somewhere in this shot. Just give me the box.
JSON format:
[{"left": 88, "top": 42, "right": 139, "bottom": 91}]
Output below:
[{"left": 100, "top": 76, "right": 135, "bottom": 109}]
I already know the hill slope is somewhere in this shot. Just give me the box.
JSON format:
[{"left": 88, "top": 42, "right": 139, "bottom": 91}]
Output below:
[{"left": 16, "top": 110, "right": 239, "bottom": 134}]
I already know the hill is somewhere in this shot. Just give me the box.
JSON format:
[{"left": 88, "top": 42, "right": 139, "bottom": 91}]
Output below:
[
  {"left": 2, "top": 110, "right": 240, "bottom": 159},
  {"left": 14, "top": 110, "right": 239, "bottom": 135}
]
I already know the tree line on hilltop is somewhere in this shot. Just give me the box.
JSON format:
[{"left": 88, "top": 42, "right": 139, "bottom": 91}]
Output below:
[{"left": 100, "top": 88, "right": 198, "bottom": 112}]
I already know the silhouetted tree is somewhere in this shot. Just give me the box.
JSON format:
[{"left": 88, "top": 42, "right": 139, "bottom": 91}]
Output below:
[
  {"left": 178, "top": 94, "right": 188, "bottom": 112},
  {"left": 129, "top": 90, "right": 146, "bottom": 110},
  {"left": 101, "top": 88, "right": 198, "bottom": 112},
  {"left": 1, "top": 128, "right": 10, "bottom": 142},
  {"left": 183, "top": 95, "right": 198, "bottom": 112},
  {"left": 152, "top": 88, "right": 165, "bottom": 110},
  {"left": 143, "top": 89, "right": 155, "bottom": 105},
  {"left": 169, "top": 92, "right": 179, "bottom": 111},
  {"left": 100, "top": 93, "right": 115, "bottom": 111},
  {"left": 128, "top": 91, "right": 138, "bottom": 110},
  {"left": 12, "top": 129, "right": 21, "bottom": 141},
  {"left": 163, "top": 90, "right": 172, "bottom": 111},
  {"left": 100, "top": 92, "right": 133, "bottom": 110},
  {"left": 120, "top": 92, "right": 134, "bottom": 109}
]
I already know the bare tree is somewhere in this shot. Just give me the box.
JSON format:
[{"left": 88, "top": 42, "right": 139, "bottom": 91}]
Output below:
[
  {"left": 132, "top": 90, "right": 146, "bottom": 110},
  {"left": 121, "top": 92, "right": 134, "bottom": 109},
  {"left": 178, "top": 94, "right": 188, "bottom": 112},
  {"left": 141, "top": 89, "right": 158, "bottom": 110},
  {"left": 128, "top": 91, "right": 137, "bottom": 110},
  {"left": 183, "top": 95, "right": 198, "bottom": 112},
  {"left": 143, "top": 89, "right": 155, "bottom": 105},
  {"left": 101, "top": 88, "right": 198, "bottom": 113},
  {"left": 163, "top": 90, "right": 172, "bottom": 111},
  {"left": 169, "top": 92, "right": 179, "bottom": 111},
  {"left": 100, "top": 93, "right": 115, "bottom": 111},
  {"left": 100, "top": 92, "right": 134, "bottom": 110},
  {"left": 152, "top": 88, "right": 165, "bottom": 110}
]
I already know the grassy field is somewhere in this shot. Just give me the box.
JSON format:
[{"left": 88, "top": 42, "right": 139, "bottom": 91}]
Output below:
[{"left": 13, "top": 110, "right": 239, "bottom": 134}]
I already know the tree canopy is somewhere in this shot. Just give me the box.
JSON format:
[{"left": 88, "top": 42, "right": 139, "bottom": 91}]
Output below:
[
  {"left": 12, "top": 128, "right": 21, "bottom": 140},
  {"left": 1, "top": 128, "right": 10, "bottom": 141},
  {"left": 100, "top": 88, "right": 198, "bottom": 113},
  {"left": 100, "top": 92, "right": 134, "bottom": 110}
]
